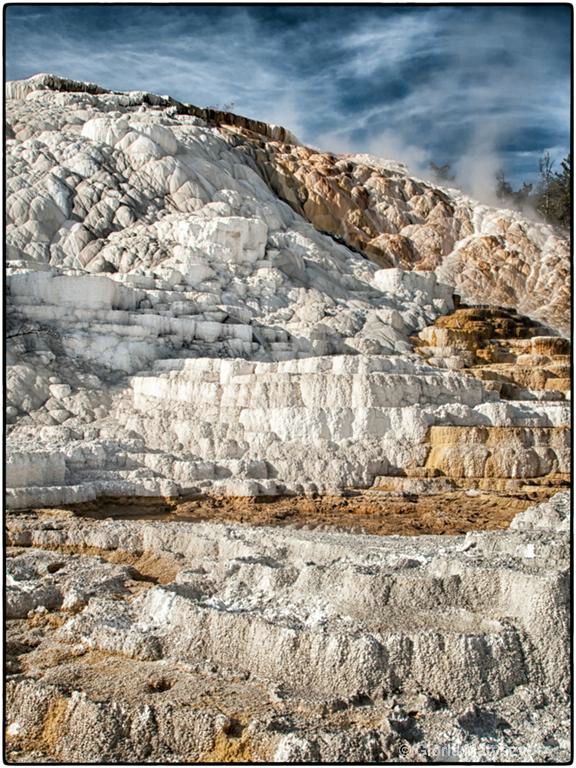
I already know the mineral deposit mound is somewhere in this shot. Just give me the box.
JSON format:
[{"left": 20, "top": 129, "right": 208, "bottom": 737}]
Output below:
[{"left": 5, "top": 74, "right": 571, "bottom": 763}]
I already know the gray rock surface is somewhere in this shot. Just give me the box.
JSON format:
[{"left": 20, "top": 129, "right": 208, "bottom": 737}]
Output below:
[
  {"left": 5, "top": 494, "right": 571, "bottom": 762},
  {"left": 5, "top": 74, "right": 571, "bottom": 506}
]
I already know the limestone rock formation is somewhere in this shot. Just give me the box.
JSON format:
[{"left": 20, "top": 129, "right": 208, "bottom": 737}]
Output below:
[
  {"left": 5, "top": 493, "right": 571, "bottom": 762},
  {"left": 224, "top": 129, "right": 570, "bottom": 335},
  {"left": 5, "top": 74, "right": 571, "bottom": 508},
  {"left": 3, "top": 74, "right": 571, "bottom": 762}
]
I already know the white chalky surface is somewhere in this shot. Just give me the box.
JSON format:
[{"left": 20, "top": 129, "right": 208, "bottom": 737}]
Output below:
[
  {"left": 4, "top": 74, "right": 571, "bottom": 764},
  {"left": 5, "top": 493, "right": 571, "bottom": 762},
  {"left": 5, "top": 75, "right": 571, "bottom": 507}
]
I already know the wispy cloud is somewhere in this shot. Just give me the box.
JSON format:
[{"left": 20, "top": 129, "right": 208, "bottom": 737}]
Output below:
[
  {"left": 318, "top": 7, "right": 570, "bottom": 196},
  {"left": 5, "top": 5, "right": 570, "bottom": 197}
]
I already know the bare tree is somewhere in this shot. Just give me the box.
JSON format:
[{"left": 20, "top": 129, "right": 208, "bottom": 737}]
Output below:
[
  {"left": 495, "top": 169, "right": 513, "bottom": 200},
  {"left": 429, "top": 162, "right": 455, "bottom": 182},
  {"left": 537, "top": 152, "right": 555, "bottom": 219}
]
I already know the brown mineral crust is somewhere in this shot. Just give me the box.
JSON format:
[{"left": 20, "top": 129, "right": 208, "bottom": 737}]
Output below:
[
  {"left": 17, "top": 489, "right": 555, "bottom": 537},
  {"left": 414, "top": 305, "right": 571, "bottom": 400},
  {"left": 217, "top": 125, "right": 569, "bottom": 334}
]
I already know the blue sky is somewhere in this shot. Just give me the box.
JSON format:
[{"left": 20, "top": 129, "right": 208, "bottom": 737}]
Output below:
[{"left": 5, "top": 4, "right": 571, "bottom": 195}]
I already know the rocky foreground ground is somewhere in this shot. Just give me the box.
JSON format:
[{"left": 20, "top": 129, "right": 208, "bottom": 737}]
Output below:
[{"left": 5, "top": 493, "right": 571, "bottom": 762}]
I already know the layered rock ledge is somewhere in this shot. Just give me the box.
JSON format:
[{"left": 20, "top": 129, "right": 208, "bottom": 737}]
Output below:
[
  {"left": 5, "top": 75, "right": 571, "bottom": 508},
  {"left": 3, "top": 72, "right": 572, "bottom": 765},
  {"left": 5, "top": 493, "right": 571, "bottom": 763}
]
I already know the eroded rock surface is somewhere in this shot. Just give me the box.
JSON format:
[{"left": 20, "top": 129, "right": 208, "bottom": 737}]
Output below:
[
  {"left": 5, "top": 74, "right": 571, "bottom": 507},
  {"left": 4, "top": 75, "right": 571, "bottom": 763},
  {"left": 225, "top": 128, "right": 570, "bottom": 334},
  {"left": 5, "top": 493, "right": 571, "bottom": 763}
]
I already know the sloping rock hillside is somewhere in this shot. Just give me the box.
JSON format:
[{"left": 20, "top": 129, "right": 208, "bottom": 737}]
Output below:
[
  {"left": 4, "top": 74, "right": 572, "bottom": 763},
  {"left": 5, "top": 73, "right": 570, "bottom": 508}
]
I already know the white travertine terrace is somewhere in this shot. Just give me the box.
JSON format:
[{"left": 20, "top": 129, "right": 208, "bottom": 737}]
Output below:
[
  {"left": 5, "top": 73, "right": 571, "bottom": 507},
  {"left": 4, "top": 74, "right": 571, "bottom": 764},
  {"left": 5, "top": 492, "right": 572, "bottom": 762}
]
